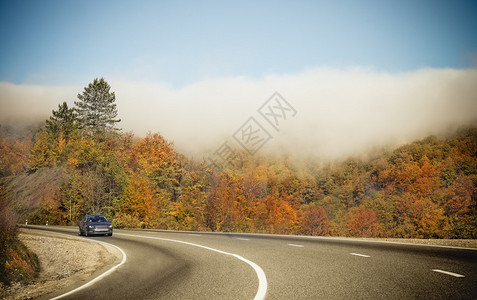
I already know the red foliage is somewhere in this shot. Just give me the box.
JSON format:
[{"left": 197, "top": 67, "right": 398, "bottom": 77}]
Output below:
[
  {"left": 347, "top": 207, "right": 380, "bottom": 237},
  {"left": 301, "top": 204, "right": 329, "bottom": 236}
]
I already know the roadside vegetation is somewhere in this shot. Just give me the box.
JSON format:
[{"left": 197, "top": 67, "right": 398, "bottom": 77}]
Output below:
[{"left": 0, "top": 188, "right": 39, "bottom": 285}]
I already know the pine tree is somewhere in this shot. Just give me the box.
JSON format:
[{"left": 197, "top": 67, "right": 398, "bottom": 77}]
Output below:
[
  {"left": 75, "top": 78, "right": 121, "bottom": 135},
  {"left": 45, "top": 101, "right": 77, "bottom": 139}
]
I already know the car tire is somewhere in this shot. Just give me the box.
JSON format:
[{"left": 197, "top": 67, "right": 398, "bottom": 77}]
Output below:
[
  {"left": 108, "top": 233, "right": 113, "bottom": 236},
  {"left": 78, "top": 229, "right": 83, "bottom": 236}
]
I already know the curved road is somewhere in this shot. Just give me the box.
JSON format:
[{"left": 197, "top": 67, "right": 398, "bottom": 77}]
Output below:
[{"left": 30, "top": 226, "right": 476, "bottom": 299}]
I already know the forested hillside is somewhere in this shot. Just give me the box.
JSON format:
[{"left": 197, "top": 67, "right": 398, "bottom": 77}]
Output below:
[{"left": 1, "top": 79, "right": 476, "bottom": 239}]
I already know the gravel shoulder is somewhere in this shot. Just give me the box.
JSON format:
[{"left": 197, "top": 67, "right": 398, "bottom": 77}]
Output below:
[
  {"left": 350, "top": 237, "right": 477, "bottom": 248},
  {"left": 0, "top": 228, "right": 121, "bottom": 300}
]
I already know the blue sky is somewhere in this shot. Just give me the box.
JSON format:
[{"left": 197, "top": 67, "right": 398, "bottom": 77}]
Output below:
[{"left": 1, "top": 0, "right": 476, "bottom": 87}]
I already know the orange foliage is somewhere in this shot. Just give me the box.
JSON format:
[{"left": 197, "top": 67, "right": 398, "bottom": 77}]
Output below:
[
  {"left": 0, "top": 136, "right": 30, "bottom": 176},
  {"left": 347, "top": 207, "right": 379, "bottom": 237},
  {"left": 444, "top": 174, "right": 473, "bottom": 216},
  {"left": 123, "top": 175, "right": 160, "bottom": 226},
  {"left": 259, "top": 194, "right": 298, "bottom": 234},
  {"left": 301, "top": 203, "right": 329, "bottom": 236},
  {"left": 3, "top": 117, "right": 476, "bottom": 239},
  {"left": 134, "top": 133, "right": 176, "bottom": 176}
]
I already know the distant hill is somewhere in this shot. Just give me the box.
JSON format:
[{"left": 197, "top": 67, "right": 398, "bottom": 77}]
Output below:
[{"left": 1, "top": 123, "right": 475, "bottom": 238}]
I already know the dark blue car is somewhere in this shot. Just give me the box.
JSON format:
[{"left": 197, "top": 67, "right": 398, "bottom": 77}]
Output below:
[{"left": 78, "top": 214, "right": 113, "bottom": 236}]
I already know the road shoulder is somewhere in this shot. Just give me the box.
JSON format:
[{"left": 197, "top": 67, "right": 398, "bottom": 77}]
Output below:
[
  {"left": 0, "top": 228, "right": 121, "bottom": 300},
  {"left": 350, "top": 237, "right": 477, "bottom": 249}
]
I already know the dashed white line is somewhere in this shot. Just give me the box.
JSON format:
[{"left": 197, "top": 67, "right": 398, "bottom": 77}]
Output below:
[
  {"left": 350, "top": 253, "right": 370, "bottom": 258},
  {"left": 236, "top": 238, "right": 250, "bottom": 241},
  {"left": 117, "top": 233, "right": 267, "bottom": 300},
  {"left": 288, "top": 244, "right": 305, "bottom": 248},
  {"left": 432, "top": 269, "right": 465, "bottom": 278}
]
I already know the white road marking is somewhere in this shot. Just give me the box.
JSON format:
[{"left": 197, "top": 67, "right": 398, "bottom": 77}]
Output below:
[
  {"left": 188, "top": 233, "right": 201, "bottom": 236},
  {"left": 236, "top": 238, "right": 250, "bottom": 241},
  {"left": 50, "top": 237, "right": 127, "bottom": 300},
  {"left": 350, "top": 253, "right": 370, "bottom": 258},
  {"left": 432, "top": 269, "right": 465, "bottom": 278},
  {"left": 288, "top": 244, "right": 304, "bottom": 248},
  {"left": 117, "top": 232, "right": 267, "bottom": 300}
]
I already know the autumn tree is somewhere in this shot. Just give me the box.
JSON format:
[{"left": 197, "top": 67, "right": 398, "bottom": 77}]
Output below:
[
  {"left": 121, "top": 176, "right": 160, "bottom": 227},
  {"left": 0, "top": 132, "right": 30, "bottom": 176},
  {"left": 301, "top": 203, "right": 330, "bottom": 235},
  {"left": 134, "top": 133, "right": 182, "bottom": 201},
  {"left": 28, "top": 130, "right": 58, "bottom": 171},
  {"left": 346, "top": 206, "right": 380, "bottom": 237}
]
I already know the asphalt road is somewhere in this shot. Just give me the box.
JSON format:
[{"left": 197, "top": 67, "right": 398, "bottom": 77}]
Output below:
[{"left": 31, "top": 226, "right": 476, "bottom": 299}]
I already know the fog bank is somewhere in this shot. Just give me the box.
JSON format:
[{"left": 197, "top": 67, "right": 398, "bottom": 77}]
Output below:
[{"left": 1, "top": 68, "right": 476, "bottom": 161}]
